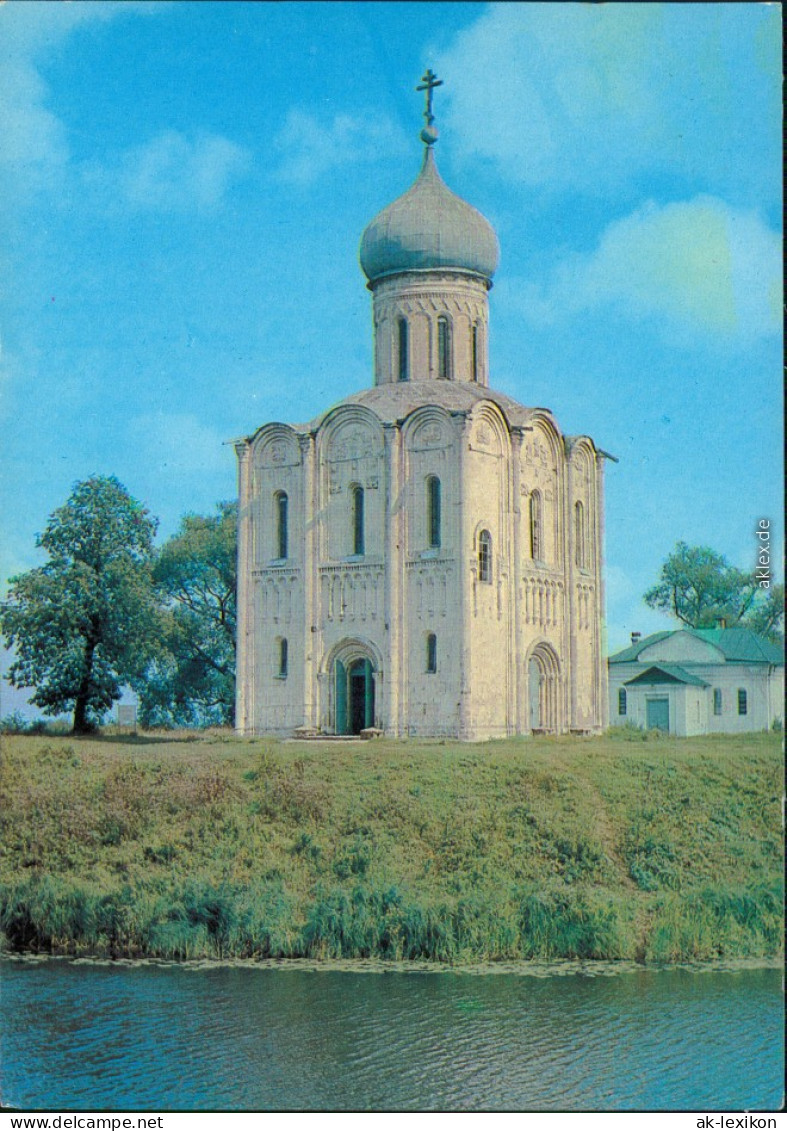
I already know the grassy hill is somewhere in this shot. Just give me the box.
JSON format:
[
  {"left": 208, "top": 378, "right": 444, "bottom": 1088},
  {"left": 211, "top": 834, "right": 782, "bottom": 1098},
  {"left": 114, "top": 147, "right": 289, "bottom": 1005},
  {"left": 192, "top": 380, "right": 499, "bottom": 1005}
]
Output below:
[{"left": 0, "top": 729, "right": 782, "bottom": 964}]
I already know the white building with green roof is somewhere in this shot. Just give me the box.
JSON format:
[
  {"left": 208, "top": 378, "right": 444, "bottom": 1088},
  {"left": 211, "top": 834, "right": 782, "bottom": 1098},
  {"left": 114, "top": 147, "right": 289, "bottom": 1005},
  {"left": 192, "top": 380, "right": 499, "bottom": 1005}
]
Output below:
[{"left": 608, "top": 628, "right": 784, "bottom": 736}]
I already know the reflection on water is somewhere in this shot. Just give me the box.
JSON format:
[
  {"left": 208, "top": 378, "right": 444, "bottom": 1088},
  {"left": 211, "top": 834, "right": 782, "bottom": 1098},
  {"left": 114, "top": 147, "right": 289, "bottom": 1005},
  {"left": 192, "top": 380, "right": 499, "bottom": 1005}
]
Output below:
[{"left": 1, "top": 961, "right": 783, "bottom": 1111}]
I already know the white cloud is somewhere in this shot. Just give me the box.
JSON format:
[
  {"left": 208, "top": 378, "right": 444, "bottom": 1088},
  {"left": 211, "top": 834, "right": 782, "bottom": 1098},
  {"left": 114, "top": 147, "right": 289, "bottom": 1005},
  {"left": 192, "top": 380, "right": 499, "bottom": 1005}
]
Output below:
[
  {"left": 128, "top": 413, "right": 233, "bottom": 476},
  {"left": 512, "top": 196, "right": 782, "bottom": 343},
  {"left": 0, "top": 2, "right": 247, "bottom": 213},
  {"left": 272, "top": 110, "right": 409, "bottom": 185},
  {"left": 433, "top": 3, "right": 781, "bottom": 196},
  {"left": 114, "top": 131, "right": 251, "bottom": 211},
  {"left": 0, "top": 2, "right": 160, "bottom": 194}
]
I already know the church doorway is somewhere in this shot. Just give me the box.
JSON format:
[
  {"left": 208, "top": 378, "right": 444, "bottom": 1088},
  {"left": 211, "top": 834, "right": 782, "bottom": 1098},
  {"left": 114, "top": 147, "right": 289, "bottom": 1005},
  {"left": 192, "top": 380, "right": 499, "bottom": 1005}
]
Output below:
[
  {"left": 335, "top": 656, "right": 375, "bottom": 735},
  {"left": 527, "top": 644, "right": 562, "bottom": 733}
]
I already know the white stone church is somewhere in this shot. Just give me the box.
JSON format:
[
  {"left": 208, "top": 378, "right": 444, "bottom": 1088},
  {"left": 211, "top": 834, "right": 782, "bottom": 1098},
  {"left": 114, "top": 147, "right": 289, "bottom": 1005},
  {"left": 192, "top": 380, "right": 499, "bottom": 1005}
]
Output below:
[{"left": 235, "top": 75, "right": 610, "bottom": 739}]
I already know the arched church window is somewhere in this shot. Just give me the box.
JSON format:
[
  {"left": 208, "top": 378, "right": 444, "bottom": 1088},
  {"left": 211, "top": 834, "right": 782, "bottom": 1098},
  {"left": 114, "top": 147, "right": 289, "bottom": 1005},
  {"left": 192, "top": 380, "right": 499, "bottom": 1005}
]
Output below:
[
  {"left": 529, "top": 492, "right": 542, "bottom": 561},
  {"left": 437, "top": 316, "right": 452, "bottom": 380},
  {"left": 426, "top": 476, "right": 441, "bottom": 549},
  {"left": 574, "top": 501, "right": 586, "bottom": 568},
  {"left": 471, "top": 322, "right": 479, "bottom": 382},
  {"left": 426, "top": 633, "right": 437, "bottom": 673},
  {"left": 351, "top": 485, "right": 365, "bottom": 556},
  {"left": 277, "top": 638, "right": 288, "bottom": 679},
  {"left": 397, "top": 317, "right": 409, "bottom": 382},
  {"left": 478, "top": 529, "right": 492, "bottom": 582},
  {"left": 275, "top": 491, "right": 288, "bottom": 560}
]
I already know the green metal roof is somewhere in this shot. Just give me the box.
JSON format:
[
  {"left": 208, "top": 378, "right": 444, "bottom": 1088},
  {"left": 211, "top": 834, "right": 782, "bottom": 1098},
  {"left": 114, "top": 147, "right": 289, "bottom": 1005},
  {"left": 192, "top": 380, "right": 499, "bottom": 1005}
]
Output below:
[
  {"left": 609, "top": 627, "right": 784, "bottom": 666},
  {"left": 624, "top": 664, "right": 709, "bottom": 687},
  {"left": 690, "top": 628, "right": 784, "bottom": 665},
  {"left": 608, "top": 631, "right": 673, "bottom": 663}
]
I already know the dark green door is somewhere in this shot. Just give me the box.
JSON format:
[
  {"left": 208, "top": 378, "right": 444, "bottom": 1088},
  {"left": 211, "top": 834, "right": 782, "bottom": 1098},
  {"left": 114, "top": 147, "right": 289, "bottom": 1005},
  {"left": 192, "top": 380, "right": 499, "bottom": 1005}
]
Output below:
[
  {"left": 348, "top": 658, "right": 374, "bottom": 734},
  {"left": 336, "top": 657, "right": 374, "bottom": 734},
  {"left": 335, "top": 659, "right": 348, "bottom": 735},
  {"left": 646, "top": 697, "right": 670, "bottom": 732}
]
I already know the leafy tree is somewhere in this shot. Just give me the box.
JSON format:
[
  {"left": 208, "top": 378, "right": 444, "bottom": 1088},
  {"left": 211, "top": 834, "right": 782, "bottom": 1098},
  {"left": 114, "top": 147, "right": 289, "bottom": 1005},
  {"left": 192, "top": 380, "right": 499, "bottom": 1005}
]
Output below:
[
  {"left": 644, "top": 541, "right": 780, "bottom": 637},
  {"left": 138, "top": 502, "right": 237, "bottom": 728},
  {"left": 1, "top": 477, "right": 160, "bottom": 733},
  {"left": 745, "top": 582, "right": 784, "bottom": 644}
]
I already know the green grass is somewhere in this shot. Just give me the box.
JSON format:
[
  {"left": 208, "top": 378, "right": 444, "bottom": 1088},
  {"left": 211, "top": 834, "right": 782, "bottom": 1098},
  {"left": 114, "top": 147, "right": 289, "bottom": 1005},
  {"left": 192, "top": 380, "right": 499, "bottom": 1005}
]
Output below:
[{"left": 0, "top": 730, "right": 782, "bottom": 963}]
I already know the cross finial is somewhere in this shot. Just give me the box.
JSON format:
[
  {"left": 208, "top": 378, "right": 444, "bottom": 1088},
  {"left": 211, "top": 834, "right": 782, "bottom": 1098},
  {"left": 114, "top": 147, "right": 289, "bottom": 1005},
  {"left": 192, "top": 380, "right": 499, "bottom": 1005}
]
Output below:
[{"left": 416, "top": 69, "right": 443, "bottom": 147}]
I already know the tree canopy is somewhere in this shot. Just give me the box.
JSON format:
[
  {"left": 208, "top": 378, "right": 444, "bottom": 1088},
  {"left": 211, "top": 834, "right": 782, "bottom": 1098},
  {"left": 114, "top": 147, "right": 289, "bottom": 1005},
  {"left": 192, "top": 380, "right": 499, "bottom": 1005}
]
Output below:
[
  {"left": 137, "top": 501, "right": 237, "bottom": 728},
  {"left": 1, "top": 477, "right": 161, "bottom": 732},
  {"left": 644, "top": 541, "right": 782, "bottom": 641}
]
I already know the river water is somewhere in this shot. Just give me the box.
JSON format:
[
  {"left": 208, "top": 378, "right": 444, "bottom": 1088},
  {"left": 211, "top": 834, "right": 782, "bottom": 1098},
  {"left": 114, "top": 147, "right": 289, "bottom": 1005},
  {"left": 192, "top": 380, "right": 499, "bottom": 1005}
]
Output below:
[{"left": 1, "top": 960, "right": 783, "bottom": 1112}]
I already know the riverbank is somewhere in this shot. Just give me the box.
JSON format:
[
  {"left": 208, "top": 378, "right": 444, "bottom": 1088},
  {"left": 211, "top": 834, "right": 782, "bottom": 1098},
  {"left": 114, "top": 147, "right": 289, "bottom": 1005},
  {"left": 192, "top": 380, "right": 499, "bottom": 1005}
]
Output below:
[{"left": 0, "top": 730, "right": 782, "bottom": 964}]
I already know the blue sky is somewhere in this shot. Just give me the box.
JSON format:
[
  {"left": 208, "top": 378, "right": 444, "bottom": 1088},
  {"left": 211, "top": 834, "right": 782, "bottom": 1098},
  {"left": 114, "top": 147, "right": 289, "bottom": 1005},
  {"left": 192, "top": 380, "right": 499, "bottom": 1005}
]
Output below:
[{"left": 0, "top": 1, "right": 782, "bottom": 712}]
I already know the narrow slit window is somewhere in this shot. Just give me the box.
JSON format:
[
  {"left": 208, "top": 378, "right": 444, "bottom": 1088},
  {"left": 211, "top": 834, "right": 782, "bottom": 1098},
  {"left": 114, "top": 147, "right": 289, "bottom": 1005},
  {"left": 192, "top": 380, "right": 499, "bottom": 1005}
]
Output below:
[
  {"left": 471, "top": 322, "right": 479, "bottom": 382},
  {"left": 427, "top": 476, "right": 441, "bottom": 549},
  {"left": 275, "top": 492, "right": 288, "bottom": 560},
  {"left": 426, "top": 633, "right": 437, "bottom": 674},
  {"left": 352, "top": 485, "right": 365, "bottom": 556},
  {"left": 737, "top": 689, "right": 747, "bottom": 716},
  {"left": 575, "top": 501, "right": 585, "bottom": 568},
  {"left": 618, "top": 688, "right": 627, "bottom": 716},
  {"left": 478, "top": 529, "right": 492, "bottom": 582},
  {"left": 397, "top": 317, "right": 409, "bottom": 382},
  {"left": 278, "top": 638, "right": 288, "bottom": 679},
  {"left": 437, "top": 316, "right": 452, "bottom": 379},
  {"left": 529, "top": 492, "right": 542, "bottom": 561}
]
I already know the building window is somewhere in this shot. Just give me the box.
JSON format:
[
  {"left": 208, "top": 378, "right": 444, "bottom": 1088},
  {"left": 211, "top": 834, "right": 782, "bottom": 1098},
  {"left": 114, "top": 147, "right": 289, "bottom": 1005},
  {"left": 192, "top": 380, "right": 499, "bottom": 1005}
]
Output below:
[
  {"left": 618, "top": 688, "right": 627, "bottom": 716},
  {"left": 275, "top": 491, "right": 288, "bottom": 560},
  {"left": 529, "top": 492, "right": 542, "bottom": 561},
  {"left": 713, "top": 688, "right": 722, "bottom": 715},
  {"left": 737, "top": 688, "right": 747, "bottom": 716},
  {"left": 437, "top": 316, "right": 452, "bottom": 379},
  {"left": 471, "top": 323, "right": 479, "bottom": 382},
  {"left": 427, "top": 476, "right": 441, "bottom": 549},
  {"left": 478, "top": 529, "right": 492, "bottom": 582},
  {"left": 351, "top": 484, "right": 365, "bottom": 555},
  {"left": 574, "top": 500, "right": 585, "bottom": 568},
  {"left": 426, "top": 633, "right": 437, "bottom": 674},
  {"left": 277, "top": 638, "right": 288, "bottom": 679},
  {"left": 397, "top": 317, "right": 409, "bottom": 382}
]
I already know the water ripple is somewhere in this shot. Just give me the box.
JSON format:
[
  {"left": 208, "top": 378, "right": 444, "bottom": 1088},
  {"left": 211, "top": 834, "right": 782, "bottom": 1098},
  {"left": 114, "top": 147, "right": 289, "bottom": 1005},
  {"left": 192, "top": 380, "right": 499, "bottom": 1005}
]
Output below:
[{"left": 1, "top": 962, "right": 783, "bottom": 1111}]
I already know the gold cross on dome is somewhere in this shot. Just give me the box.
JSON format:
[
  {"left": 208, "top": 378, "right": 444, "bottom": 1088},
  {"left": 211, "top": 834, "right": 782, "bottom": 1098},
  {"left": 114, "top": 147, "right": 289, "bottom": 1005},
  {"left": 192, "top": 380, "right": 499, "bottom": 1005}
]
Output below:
[{"left": 416, "top": 69, "right": 443, "bottom": 126}]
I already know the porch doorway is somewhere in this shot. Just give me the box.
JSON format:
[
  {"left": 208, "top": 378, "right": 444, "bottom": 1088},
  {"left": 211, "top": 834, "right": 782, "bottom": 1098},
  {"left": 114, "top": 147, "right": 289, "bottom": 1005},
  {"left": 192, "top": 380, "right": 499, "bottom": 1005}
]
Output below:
[
  {"left": 335, "top": 656, "right": 375, "bottom": 735},
  {"left": 527, "top": 644, "right": 562, "bottom": 733}
]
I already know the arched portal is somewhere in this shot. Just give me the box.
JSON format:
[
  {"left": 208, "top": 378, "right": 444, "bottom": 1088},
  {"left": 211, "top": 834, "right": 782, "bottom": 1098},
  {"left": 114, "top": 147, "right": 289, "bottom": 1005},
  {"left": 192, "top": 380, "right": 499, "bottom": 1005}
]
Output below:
[
  {"left": 527, "top": 643, "right": 562, "bottom": 733},
  {"left": 325, "top": 639, "right": 380, "bottom": 735}
]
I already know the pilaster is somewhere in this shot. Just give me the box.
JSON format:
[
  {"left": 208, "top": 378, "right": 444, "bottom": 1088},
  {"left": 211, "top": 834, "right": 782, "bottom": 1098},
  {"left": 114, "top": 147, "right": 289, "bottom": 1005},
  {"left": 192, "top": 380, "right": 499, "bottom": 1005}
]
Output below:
[
  {"left": 383, "top": 422, "right": 403, "bottom": 735},
  {"left": 454, "top": 411, "right": 472, "bottom": 737},
  {"left": 235, "top": 441, "right": 254, "bottom": 734}
]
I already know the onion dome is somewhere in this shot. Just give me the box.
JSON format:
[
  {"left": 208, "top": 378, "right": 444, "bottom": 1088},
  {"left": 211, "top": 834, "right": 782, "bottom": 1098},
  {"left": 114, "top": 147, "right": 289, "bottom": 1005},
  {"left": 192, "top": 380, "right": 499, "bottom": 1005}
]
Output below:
[{"left": 359, "top": 72, "right": 499, "bottom": 285}]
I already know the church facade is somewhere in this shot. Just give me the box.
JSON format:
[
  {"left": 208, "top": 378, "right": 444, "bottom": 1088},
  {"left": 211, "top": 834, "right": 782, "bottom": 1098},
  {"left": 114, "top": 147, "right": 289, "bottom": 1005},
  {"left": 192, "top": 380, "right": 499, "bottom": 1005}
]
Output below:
[{"left": 235, "top": 75, "right": 610, "bottom": 740}]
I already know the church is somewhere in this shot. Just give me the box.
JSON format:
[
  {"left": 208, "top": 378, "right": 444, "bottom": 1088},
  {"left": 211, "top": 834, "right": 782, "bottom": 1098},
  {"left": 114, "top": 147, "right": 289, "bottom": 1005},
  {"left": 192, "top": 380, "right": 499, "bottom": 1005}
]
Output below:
[{"left": 235, "top": 73, "right": 610, "bottom": 740}]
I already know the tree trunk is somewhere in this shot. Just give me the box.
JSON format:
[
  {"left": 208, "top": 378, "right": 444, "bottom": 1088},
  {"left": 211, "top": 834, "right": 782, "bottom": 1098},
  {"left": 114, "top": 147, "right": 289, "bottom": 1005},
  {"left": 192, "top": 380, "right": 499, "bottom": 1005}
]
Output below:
[{"left": 72, "top": 629, "right": 98, "bottom": 734}]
